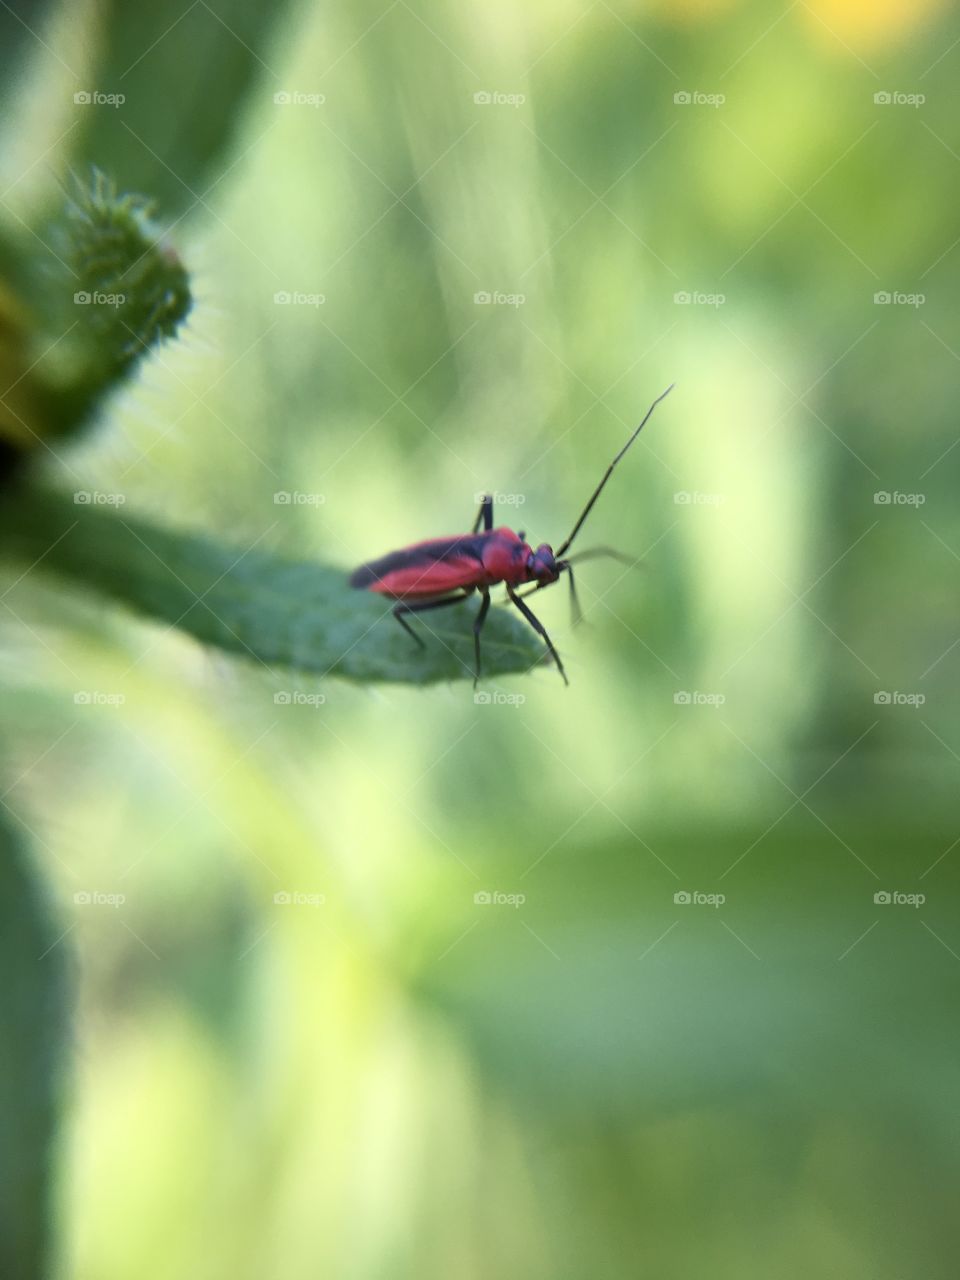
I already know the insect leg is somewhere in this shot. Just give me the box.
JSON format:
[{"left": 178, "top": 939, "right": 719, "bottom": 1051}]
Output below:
[
  {"left": 392, "top": 592, "right": 473, "bottom": 649},
  {"left": 506, "top": 585, "right": 568, "bottom": 685},
  {"left": 472, "top": 494, "right": 494, "bottom": 532},
  {"left": 472, "top": 588, "right": 491, "bottom": 687},
  {"left": 393, "top": 609, "right": 426, "bottom": 648},
  {"left": 512, "top": 573, "right": 579, "bottom": 623},
  {"left": 565, "top": 563, "right": 584, "bottom": 627}
]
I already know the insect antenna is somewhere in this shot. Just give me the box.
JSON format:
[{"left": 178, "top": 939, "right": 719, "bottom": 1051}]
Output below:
[
  {"left": 554, "top": 384, "right": 674, "bottom": 559},
  {"left": 565, "top": 546, "right": 643, "bottom": 568}
]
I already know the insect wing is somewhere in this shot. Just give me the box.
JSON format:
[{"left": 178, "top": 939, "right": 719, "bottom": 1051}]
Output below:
[{"left": 350, "top": 535, "right": 487, "bottom": 598}]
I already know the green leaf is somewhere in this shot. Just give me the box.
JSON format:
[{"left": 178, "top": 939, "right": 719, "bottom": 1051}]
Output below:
[
  {"left": 0, "top": 810, "right": 67, "bottom": 1280},
  {"left": 0, "top": 484, "right": 545, "bottom": 684}
]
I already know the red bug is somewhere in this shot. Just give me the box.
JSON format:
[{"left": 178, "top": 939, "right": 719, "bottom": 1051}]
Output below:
[{"left": 350, "top": 385, "right": 674, "bottom": 685}]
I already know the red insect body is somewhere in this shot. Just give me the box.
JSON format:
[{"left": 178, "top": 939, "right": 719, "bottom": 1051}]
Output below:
[{"left": 351, "top": 528, "right": 533, "bottom": 600}]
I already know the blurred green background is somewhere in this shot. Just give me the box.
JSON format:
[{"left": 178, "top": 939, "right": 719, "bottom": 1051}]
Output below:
[{"left": 2, "top": 0, "right": 960, "bottom": 1276}]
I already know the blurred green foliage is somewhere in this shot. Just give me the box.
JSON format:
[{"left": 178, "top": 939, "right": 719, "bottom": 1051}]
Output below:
[
  {"left": 1, "top": 0, "right": 959, "bottom": 1278},
  {"left": 0, "top": 812, "right": 65, "bottom": 1280}
]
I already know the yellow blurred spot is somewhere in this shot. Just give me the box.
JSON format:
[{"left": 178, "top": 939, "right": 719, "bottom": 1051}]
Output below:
[
  {"left": 802, "top": 0, "right": 947, "bottom": 50},
  {"left": 641, "top": 0, "right": 946, "bottom": 48}
]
